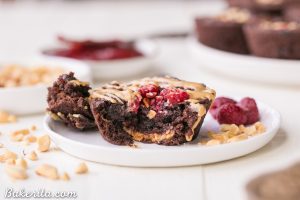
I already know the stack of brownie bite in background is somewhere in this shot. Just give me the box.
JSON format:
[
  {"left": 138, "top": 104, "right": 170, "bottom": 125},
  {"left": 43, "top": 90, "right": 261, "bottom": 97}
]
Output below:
[{"left": 194, "top": 0, "right": 300, "bottom": 59}]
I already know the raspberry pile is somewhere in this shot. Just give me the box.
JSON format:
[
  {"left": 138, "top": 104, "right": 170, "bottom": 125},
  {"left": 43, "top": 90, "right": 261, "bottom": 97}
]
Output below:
[
  {"left": 133, "top": 84, "right": 190, "bottom": 112},
  {"left": 209, "top": 97, "right": 259, "bottom": 125}
]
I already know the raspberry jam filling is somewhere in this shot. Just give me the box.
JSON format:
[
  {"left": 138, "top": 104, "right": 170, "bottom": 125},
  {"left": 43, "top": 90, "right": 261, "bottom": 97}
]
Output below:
[{"left": 132, "top": 84, "right": 190, "bottom": 112}]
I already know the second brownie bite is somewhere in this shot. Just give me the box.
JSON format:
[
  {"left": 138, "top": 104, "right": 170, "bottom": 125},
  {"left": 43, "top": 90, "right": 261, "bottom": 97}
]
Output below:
[
  {"left": 195, "top": 7, "right": 251, "bottom": 54},
  {"left": 284, "top": 3, "right": 300, "bottom": 23},
  {"left": 227, "top": 0, "right": 294, "bottom": 13},
  {"left": 244, "top": 18, "right": 300, "bottom": 59},
  {"left": 89, "top": 77, "right": 215, "bottom": 146},
  {"left": 47, "top": 72, "right": 95, "bottom": 130}
]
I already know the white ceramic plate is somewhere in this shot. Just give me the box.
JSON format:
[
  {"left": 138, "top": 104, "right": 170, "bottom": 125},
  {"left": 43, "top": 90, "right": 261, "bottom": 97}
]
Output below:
[
  {"left": 43, "top": 39, "right": 158, "bottom": 81},
  {"left": 188, "top": 37, "right": 300, "bottom": 86},
  {"left": 44, "top": 98, "right": 280, "bottom": 167},
  {"left": 0, "top": 57, "right": 91, "bottom": 115}
]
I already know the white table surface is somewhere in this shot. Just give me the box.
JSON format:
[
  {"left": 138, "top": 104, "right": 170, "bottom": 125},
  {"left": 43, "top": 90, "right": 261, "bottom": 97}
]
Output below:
[{"left": 0, "top": 1, "right": 300, "bottom": 200}]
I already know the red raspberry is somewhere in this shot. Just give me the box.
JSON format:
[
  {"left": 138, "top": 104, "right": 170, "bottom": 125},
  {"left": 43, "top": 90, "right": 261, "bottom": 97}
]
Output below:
[
  {"left": 238, "top": 97, "right": 259, "bottom": 125},
  {"left": 150, "top": 96, "right": 164, "bottom": 111},
  {"left": 160, "top": 88, "right": 189, "bottom": 105},
  {"left": 217, "top": 103, "right": 247, "bottom": 125},
  {"left": 139, "top": 84, "right": 159, "bottom": 99},
  {"left": 209, "top": 97, "right": 237, "bottom": 119}
]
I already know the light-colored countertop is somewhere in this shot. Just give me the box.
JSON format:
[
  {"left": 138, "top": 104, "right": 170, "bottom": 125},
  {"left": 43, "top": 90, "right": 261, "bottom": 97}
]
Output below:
[{"left": 0, "top": 1, "right": 300, "bottom": 200}]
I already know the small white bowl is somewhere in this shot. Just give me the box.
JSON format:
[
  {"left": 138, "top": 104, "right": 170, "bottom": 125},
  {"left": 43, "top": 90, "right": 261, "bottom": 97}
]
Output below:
[
  {"left": 0, "top": 57, "right": 91, "bottom": 115},
  {"left": 42, "top": 39, "right": 158, "bottom": 81}
]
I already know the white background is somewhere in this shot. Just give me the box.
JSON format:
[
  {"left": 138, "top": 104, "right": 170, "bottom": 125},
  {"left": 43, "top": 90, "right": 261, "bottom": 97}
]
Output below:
[{"left": 0, "top": 0, "right": 300, "bottom": 200}]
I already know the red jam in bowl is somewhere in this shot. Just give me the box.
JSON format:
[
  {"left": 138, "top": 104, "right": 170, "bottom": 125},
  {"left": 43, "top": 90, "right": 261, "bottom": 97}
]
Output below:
[{"left": 42, "top": 36, "right": 144, "bottom": 61}]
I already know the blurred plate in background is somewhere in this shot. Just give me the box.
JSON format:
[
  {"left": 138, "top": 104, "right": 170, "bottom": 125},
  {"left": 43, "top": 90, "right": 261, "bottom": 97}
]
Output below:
[{"left": 188, "top": 37, "right": 300, "bottom": 86}]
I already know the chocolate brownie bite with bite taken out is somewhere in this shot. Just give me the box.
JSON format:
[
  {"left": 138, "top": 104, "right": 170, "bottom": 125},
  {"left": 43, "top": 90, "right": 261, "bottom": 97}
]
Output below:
[
  {"left": 195, "top": 7, "right": 251, "bottom": 54},
  {"left": 47, "top": 72, "right": 95, "bottom": 130},
  {"left": 89, "top": 77, "right": 216, "bottom": 146}
]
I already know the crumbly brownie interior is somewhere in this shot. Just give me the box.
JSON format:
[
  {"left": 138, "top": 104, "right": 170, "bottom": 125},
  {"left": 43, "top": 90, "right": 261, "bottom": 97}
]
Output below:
[
  {"left": 89, "top": 77, "right": 215, "bottom": 146},
  {"left": 89, "top": 99, "right": 134, "bottom": 145},
  {"left": 47, "top": 72, "right": 95, "bottom": 130},
  {"left": 90, "top": 99, "right": 209, "bottom": 146}
]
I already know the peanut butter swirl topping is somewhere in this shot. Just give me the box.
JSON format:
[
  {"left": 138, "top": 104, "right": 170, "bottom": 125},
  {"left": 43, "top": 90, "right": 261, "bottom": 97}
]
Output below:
[{"left": 90, "top": 76, "right": 216, "bottom": 106}]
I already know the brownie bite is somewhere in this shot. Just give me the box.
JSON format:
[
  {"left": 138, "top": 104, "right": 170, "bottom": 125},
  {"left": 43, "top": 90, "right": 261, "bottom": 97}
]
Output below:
[
  {"left": 284, "top": 3, "right": 300, "bottom": 22},
  {"left": 227, "top": 0, "right": 294, "bottom": 13},
  {"left": 195, "top": 8, "right": 251, "bottom": 54},
  {"left": 89, "top": 77, "right": 215, "bottom": 146},
  {"left": 47, "top": 72, "right": 95, "bottom": 130},
  {"left": 244, "top": 18, "right": 300, "bottom": 59},
  {"left": 247, "top": 163, "right": 300, "bottom": 200}
]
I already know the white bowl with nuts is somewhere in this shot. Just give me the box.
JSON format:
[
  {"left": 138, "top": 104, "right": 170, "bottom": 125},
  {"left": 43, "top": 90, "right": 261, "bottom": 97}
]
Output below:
[{"left": 0, "top": 57, "right": 91, "bottom": 115}]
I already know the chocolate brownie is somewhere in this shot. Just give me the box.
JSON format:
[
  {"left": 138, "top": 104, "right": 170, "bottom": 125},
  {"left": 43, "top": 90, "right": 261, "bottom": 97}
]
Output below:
[
  {"left": 227, "top": 0, "right": 297, "bottom": 12},
  {"left": 247, "top": 162, "right": 300, "bottom": 200},
  {"left": 284, "top": 3, "right": 300, "bottom": 22},
  {"left": 47, "top": 72, "right": 95, "bottom": 130},
  {"left": 89, "top": 77, "right": 215, "bottom": 146},
  {"left": 244, "top": 18, "right": 300, "bottom": 59},
  {"left": 195, "top": 8, "right": 251, "bottom": 54}
]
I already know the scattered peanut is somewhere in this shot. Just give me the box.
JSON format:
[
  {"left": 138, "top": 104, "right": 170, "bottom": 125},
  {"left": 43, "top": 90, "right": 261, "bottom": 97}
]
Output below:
[
  {"left": 5, "top": 158, "right": 16, "bottom": 165},
  {"left": 11, "top": 129, "right": 30, "bottom": 136},
  {"left": 15, "top": 158, "right": 27, "bottom": 169},
  {"left": 201, "top": 122, "right": 266, "bottom": 146},
  {"left": 220, "top": 124, "right": 239, "bottom": 136},
  {"left": 206, "top": 139, "right": 221, "bottom": 146},
  {"left": 11, "top": 133, "right": 24, "bottom": 142},
  {"left": 0, "top": 111, "right": 17, "bottom": 123},
  {"left": 0, "top": 150, "right": 18, "bottom": 162},
  {"left": 254, "top": 122, "right": 266, "bottom": 133},
  {"left": 37, "top": 135, "right": 51, "bottom": 152},
  {"left": 61, "top": 172, "right": 70, "bottom": 181},
  {"left": 35, "top": 164, "right": 59, "bottom": 180},
  {"left": 244, "top": 125, "right": 257, "bottom": 136},
  {"left": 5, "top": 164, "right": 28, "bottom": 180},
  {"left": 10, "top": 129, "right": 30, "bottom": 142},
  {"left": 26, "top": 151, "right": 38, "bottom": 161},
  {"left": 75, "top": 162, "right": 88, "bottom": 174},
  {"left": 227, "top": 134, "right": 248, "bottom": 143},
  {"left": 26, "top": 135, "right": 37, "bottom": 143},
  {"left": 30, "top": 125, "right": 37, "bottom": 131}
]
